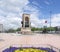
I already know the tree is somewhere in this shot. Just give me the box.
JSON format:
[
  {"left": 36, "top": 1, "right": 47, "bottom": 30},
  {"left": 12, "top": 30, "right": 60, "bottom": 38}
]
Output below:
[
  {"left": 16, "top": 28, "right": 21, "bottom": 31},
  {"left": 6, "top": 29, "right": 16, "bottom": 33}
]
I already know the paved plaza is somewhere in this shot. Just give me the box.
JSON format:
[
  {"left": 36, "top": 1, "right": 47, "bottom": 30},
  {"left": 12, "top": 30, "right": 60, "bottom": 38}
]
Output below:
[{"left": 0, "top": 33, "right": 60, "bottom": 52}]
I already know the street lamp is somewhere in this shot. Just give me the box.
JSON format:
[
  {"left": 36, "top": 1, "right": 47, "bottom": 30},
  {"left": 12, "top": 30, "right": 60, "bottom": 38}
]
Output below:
[{"left": 50, "top": 11, "right": 52, "bottom": 33}]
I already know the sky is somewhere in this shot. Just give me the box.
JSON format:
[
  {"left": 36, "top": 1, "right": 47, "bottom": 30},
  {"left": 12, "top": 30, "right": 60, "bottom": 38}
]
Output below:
[{"left": 0, "top": 0, "right": 60, "bottom": 30}]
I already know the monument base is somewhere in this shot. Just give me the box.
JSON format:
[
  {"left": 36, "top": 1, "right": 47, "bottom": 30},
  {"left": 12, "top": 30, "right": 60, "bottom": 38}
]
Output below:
[{"left": 21, "top": 28, "right": 32, "bottom": 35}]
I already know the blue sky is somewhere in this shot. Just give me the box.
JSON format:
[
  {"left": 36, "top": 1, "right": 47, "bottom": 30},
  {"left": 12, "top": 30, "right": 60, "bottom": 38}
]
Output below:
[
  {"left": 29, "top": 0, "right": 60, "bottom": 18},
  {"left": 0, "top": 0, "right": 60, "bottom": 30}
]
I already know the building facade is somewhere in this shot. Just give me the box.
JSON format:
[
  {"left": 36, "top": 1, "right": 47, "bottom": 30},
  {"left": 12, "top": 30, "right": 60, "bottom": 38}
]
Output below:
[{"left": 0, "top": 24, "right": 3, "bottom": 33}]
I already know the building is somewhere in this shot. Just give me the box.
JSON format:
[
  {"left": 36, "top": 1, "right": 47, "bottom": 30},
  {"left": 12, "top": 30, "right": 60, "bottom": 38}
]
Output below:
[{"left": 0, "top": 24, "right": 3, "bottom": 33}]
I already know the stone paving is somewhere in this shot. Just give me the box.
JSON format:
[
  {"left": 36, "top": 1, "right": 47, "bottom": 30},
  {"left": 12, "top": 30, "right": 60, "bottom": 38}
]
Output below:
[{"left": 0, "top": 33, "right": 60, "bottom": 52}]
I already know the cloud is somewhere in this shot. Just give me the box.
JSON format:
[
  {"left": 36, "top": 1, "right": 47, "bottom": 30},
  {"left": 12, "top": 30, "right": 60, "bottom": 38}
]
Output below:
[
  {"left": 0, "top": 0, "right": 60, "bottom": 30},
  {"left": 0, "top": 13, "right": 22, "bottom": 30},
  {"left": 51, "top": 14, "right": 60, "bottom": 27},
  {"left": 0, "top": 0, "right": 41, "bottom": 30},
  {"left": 44, "top": 0, "right": 50, "bottom": 5},
  {"left": 0, "top": 0, "right": 29, "bottom": 30},
  {"left": 43, "top": 14, "right": 60, "bottom": 27}
]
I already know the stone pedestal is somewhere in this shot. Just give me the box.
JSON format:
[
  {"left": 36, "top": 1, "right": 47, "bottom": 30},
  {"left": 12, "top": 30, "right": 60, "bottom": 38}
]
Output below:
[{"left": 21, "top": 14, "right": 31, "bottom": 34}]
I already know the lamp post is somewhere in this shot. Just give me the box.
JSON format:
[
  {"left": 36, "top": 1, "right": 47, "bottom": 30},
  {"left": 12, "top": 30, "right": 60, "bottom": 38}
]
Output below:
[{"left": 50, "top": 11, "right": 52, "bottom": 33}]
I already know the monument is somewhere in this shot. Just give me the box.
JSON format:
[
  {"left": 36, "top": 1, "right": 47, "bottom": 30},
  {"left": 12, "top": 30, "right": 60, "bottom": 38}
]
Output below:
[{"left": 21, "top": 14, "right": 31, "bottom": 34}]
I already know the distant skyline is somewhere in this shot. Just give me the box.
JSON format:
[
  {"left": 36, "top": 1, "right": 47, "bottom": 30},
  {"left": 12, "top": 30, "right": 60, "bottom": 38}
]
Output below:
[{"left": 0, "top": 0, "right": 60, "bottom": 30}]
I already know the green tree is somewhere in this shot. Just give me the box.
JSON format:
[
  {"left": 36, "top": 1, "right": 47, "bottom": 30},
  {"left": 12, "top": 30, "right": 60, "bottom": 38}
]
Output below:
[
  {"left": 16, "top": 28, "right": 21, "bottom": 31},
  {"left": 6, "top": 29, "right": 16, "bottom": 33}
]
